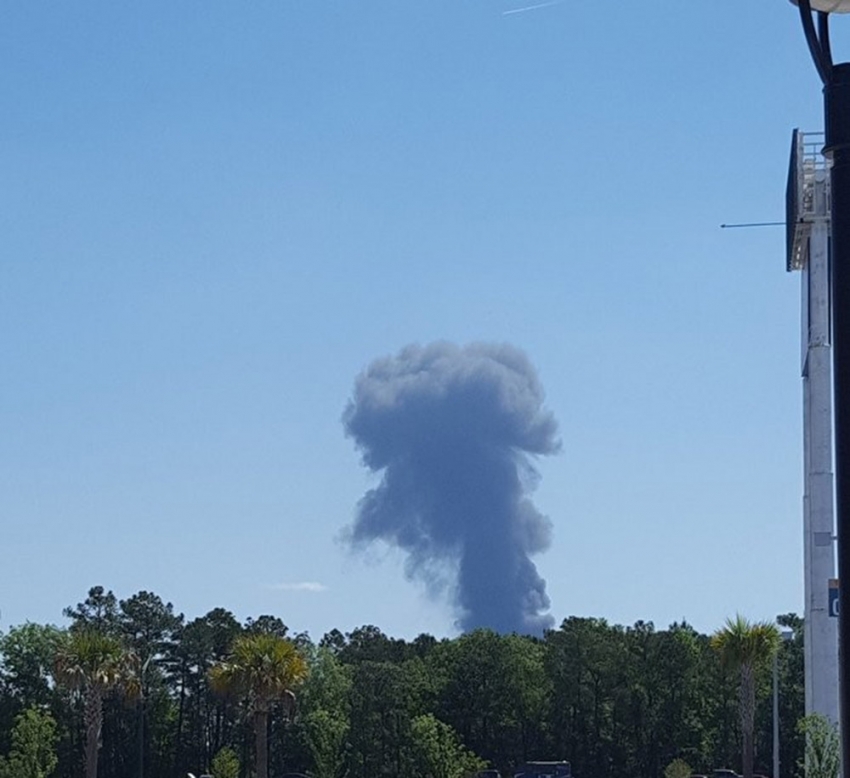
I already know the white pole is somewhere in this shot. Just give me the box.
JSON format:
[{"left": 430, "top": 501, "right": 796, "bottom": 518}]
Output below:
[
  {"left": 805, "top": 170, "right": 840, "bottom": 728},
  {"left": 774, "top": 631, "right": 794, "bottom": 778},
  {"left": 773, "top": 650, "right": 780, "bottom": 778},
  {"left": 793, "top": 138, "right": 839, "bottom": 728}
]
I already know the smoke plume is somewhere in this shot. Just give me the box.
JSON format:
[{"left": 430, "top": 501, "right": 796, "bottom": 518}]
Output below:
[{"left": 342, "top": 342, "right": 560, "bottom": 635}]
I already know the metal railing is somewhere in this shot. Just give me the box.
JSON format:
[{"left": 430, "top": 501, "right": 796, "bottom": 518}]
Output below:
[{"left": 788, "top": 130, "right": 830, "bottom": 271}]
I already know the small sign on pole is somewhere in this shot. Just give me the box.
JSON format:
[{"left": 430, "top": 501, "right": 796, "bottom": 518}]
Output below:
[{"left": 829, "top": 578, "right": 840, "bottom": 618}]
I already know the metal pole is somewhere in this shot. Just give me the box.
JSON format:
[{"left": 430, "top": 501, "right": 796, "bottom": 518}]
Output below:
[
  {"left": 796, "top": 3, "right": 850, "bottom": 766},
  {"left": 824, "top": 58, "right": 850, "bottom": 776},
  {"left": 801, "top": 151, "right": 839, "bottom": 727},
  {"left": 773, "top": 650, "right": 780, "bottom": 778}
]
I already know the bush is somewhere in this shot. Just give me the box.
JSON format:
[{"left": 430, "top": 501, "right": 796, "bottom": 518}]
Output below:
[
  {"left": 664, "top": 758, "right": 693, "bottom": 778},
  {"left": 797, "top": 714, "right": 840, "bottom": 778},
  {"left": 210, "top": 746, "right": 240, "bottom": 778}
]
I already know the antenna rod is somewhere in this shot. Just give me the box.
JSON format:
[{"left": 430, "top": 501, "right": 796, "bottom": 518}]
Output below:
[{"left": 719, "top": 221, "right": 785, "bottom": 228}]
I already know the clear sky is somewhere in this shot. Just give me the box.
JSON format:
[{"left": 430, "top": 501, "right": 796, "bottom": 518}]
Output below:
[{"left": 0, "top": 0, "right": 838, "bottom": 641}]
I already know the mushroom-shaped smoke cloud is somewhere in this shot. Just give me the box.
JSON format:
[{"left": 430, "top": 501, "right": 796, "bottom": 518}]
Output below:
[{"left": 343, "top": 342, "right": 560, "bottom": 635}]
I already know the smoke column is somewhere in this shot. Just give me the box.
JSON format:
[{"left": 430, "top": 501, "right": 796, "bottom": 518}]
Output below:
[{"left": 342, "top": 342, "right": 560, "bottom": 635}]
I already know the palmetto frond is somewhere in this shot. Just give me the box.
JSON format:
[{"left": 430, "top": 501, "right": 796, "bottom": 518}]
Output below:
[
  {"left": 711, "top": 614, "right": 780, "bottom": 671},
  {"left": 53, "top": 628, "right": 140, "bottom": 778},
  {"left": 711, "top": 614, "right": 780, "bottom": 778},
  {"left": 209, "top": 632, "right": 308, "bottom": 778},
  {"left": 54, "top": 629, "right": 139, "bottom": 695},
  {"left": 209, "top": 632, "right": 307, "bottom": 707}
]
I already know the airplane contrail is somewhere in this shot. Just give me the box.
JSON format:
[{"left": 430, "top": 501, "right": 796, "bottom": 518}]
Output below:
[{"left": 503, "top": 0, "right": 565, "bottom": 15}]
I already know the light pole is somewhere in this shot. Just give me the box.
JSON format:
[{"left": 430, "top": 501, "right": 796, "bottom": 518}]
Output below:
[
  {"left": 773, "top": 644, "right": 780, "bottom": 778},
  {"left": 792, "top": 0, "right": 850, "bottom": 772},
  {"left": 773, "top": 630, "right": 794, "bottom": 778}
]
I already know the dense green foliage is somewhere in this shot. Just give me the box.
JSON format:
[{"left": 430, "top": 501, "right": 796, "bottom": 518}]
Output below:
[
  {"left": 797, "top": 714, "right": 840, "bottom": 778},
  {"left": 211, "top": 747, "right": 241, "bottom": 778},
  {"left": 0, "top": 706, "right": 59, "bottom": 778},
  {"left": 0, "top": 586, "right": 806, "bottom": 778}
]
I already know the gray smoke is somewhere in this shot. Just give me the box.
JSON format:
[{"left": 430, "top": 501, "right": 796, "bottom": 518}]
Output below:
[{"left": 342, "top": 341, "right": 560, "bottom": 636}]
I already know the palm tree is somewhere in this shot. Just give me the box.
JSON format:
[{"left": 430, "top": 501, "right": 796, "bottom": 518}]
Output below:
[
  {"left": 209, "top": 632, "right": 308, "bottom": 778},
  {"left": 711, "top": 615, "right": 780, "bottom": 778},
  {"left": 54, "top": 629, "right": 139, "bottom": 778}
]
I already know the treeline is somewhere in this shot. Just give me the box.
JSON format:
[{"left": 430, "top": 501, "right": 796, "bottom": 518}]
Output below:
[{"left": 0, "top": 586, "right": 804, "bottom": 778}]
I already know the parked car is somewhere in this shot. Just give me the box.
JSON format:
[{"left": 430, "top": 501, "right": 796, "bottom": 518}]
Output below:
[
  {"left": 514, "top": 762, "right": 572, "bottom": 778},
  {"left": 712, "top": 769, "right": 741, "bottom": 778}
]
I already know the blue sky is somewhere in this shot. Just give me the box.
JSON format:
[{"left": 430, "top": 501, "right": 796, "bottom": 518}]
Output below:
[{"left": 0, "top": 0, "right": 836, "bottom": 640}]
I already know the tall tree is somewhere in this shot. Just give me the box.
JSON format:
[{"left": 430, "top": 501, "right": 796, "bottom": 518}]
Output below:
[
  {"left": 119, "top": 591, "right": 183, "bottom": 778},
  {"left": 297, "top": 647, "right": 352, "bottom": 778},
  {"left": 775, "top": 614, "right": 805, "bottom": 778},
  {"left": 63, "top": 588, "right": 121, "bottom": 637},
  {"left": 711, "top": 616, "right": 779, "bottom": 778},
  {"left": 54, "top": 629, "right": 138, "bottom": 778},
  {"left": 0, "top": 623, "right": 63, "bottom": 710},
  {"left": 168, "top": 608, "right": 242, "bottom": 776},
  {"left": 0, "top": 706, "right": 59, "bottom": 778},
  {"left": 346, "top": 660, "right": 417, "bottom": 777},
  {"left": 406, "top": 713, "right": 487, "bottom": 778},
  {"left": 431, "top": 629, "right": 548, "bottom": 771},
  {"left": 245, "top": 616, "right": 289, "bottom": 638},
  {"left": 209, "top": 632, "right": 308, "bottom": 778},
  {"left": 543, "top": 617, "right": 628, "bottom": 778}
]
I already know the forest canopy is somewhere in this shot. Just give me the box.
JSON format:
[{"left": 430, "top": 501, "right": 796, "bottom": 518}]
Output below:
[{"left": 0, "top": 587, "right": 804, "bottom": 778}]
